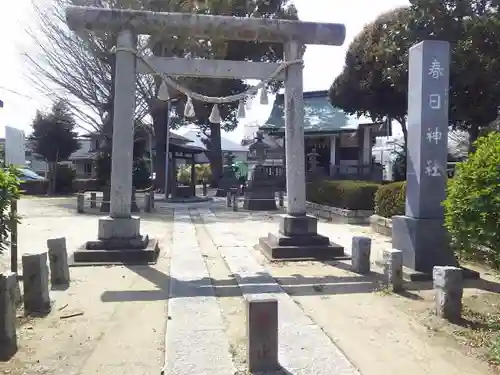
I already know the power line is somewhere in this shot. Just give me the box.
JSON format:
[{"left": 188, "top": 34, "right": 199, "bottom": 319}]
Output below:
[{"left": 0, "top": 85, "right": 36, "bottom": 101}]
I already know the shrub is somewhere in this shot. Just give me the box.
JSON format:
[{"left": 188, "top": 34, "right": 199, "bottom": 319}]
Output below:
[
  {"left": 48, "top": 164, "right": 75, "bottom": 194},
  {"left": 195, "top": 164, "right": 212, "bottom": 183},
  {"left": 374, "top": 181, "right": 406, "bottom": 218},
  {"left": 0, "top": 166, "right": 21, "bottom": 253},
  {"left": 177, "top": 166, "right": 191, "bottom": 185},
  {"left": 133, "top": 158, "right": 152, "bottom": 189},
  {"left": 443, "top": 132, "right": 500, "bottom": 268},
  {"left": 307, "top": 180, "right": 380, "bottom": 211}
]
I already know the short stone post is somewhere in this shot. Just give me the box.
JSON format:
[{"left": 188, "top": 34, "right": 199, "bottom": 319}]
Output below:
[
  {"left": 0, "top": 272, "right": 17, "bottom": 360},
  {"left": 143, "top": 193, "right": 152, "bottom": 213},
  {"left": 150, "top": 191, "right": 155, "bottom": 208},
  {"left": 246, "top": 296, "right": 280, "bottom": 373},
  {"left": 433, "top": 266, "right": 463, "bottom": 322},
  {"left": 351, "top": 236, "right": 371, "bottom": 274},
  {"left": 383, "top": 249, "right": 403, "bottom": 292},
  {"left": 232, "top": 192, "right": 238, "bottom": 212},
  {"left": 90, "top": 192, "right": 97, "bottom": 208},
  {"left": 46, "top": 237, "right": 70, "bottom": 286},
  {"left": 278, "top": 191, "right": 284, "bottom": 208},
  {"left": 22, "top": 253, "right": 51, "bottom": 315},
  {"left": 226, "top": 191, "right": 232, "bottom": 207},
  {"left": 77, "top": 193, "right": 84, "bottom": 213}
]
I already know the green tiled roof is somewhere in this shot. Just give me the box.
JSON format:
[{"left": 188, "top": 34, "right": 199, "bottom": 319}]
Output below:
[{"left": 262, "top": 90, "right": 373, "bottom": 134}]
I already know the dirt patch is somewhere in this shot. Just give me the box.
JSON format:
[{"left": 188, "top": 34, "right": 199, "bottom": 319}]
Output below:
[
  {"left": 421, "top": 292, "right": 500, "bottom": 372},
  {"left": 0, "top": 206, "right": 175, "bottom": 375}
]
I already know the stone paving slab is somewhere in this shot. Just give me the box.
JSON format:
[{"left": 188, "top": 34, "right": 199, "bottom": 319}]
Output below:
[
  {"left": 197, "top": 208, "right": 361, "bottom": 375},
  {"left": 163, "top": 209, "right": 235, "bottom": 375}
]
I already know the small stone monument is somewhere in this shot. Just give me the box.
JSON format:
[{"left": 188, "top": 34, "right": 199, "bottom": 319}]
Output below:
[
  {"left": 392, "top": 40, "right": 459, "bottom": 279},
  {"left": 215, "top": 152, "right": 240, "bottom": 197},
  {"left": 244, "top": 132, "right": 277, "bottom": 211}
]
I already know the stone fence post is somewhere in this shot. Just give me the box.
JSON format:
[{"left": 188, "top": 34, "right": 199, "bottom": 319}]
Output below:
[
  {"left": 47, "top": 237, "right": 70, "bottom": 286},
  {"left": 0, "top": 272, "right": 17, "bottom": 359},
  {"left": 22, "top": 253, "right": 51, "bottom": 315},
  {"left": 433, "top": 266, "right": 463, "bottom": 322},
  {"left": 351, "top": 236, "right": 371, "bottom": 274},
  {"left": 246, "top": 296, "right": 280, "bottom": 373},
  {"left": 383, "top": 249, "right": 403, "bottom": 292}
]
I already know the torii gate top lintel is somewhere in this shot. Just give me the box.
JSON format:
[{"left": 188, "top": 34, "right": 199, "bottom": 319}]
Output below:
[{"left": 65, "top": 5, "right": 345, "bottom": 46}]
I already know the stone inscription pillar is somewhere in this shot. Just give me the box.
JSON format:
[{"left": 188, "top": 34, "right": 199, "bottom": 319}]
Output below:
[
  {"left": 109, "top": 29, "right": 136, "bottom": 219},
  {"left": 392, "top": 40, "right": 456, "bottom": 276}
]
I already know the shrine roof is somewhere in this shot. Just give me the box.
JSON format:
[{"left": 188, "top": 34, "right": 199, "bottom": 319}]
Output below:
[
  {"left": 261, "top": 90, "right": 375, "bottom": 135},
  {"left": 169, "top": 142, "right": 206, "bottom": 155}
]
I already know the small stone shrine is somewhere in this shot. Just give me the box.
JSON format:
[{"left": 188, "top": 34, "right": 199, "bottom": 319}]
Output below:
[
  {"left": 392, "top": 40, "right": 478, "bottom": 280},
  {"left": 215, "top": 152, "right": 240, "bottom": 197},
  {"left": 306, "top": 147, "right": 322, "bottom": 181},
  {"left": 244, "top": 132, "right": 277, "bottom": 211}
]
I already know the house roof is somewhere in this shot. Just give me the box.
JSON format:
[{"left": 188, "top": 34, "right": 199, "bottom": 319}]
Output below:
[
  {"left": 81, "top": 130, "right": 192, "bottom": 143},
  {"left": 179, "top": 130, "right": 248, "bottom": 152},
  {"left": 68, "top": 139, "right": 99, "bottom": 160},
  {"left": 261, "top": 90, "right": 376, "bottom": 135}
]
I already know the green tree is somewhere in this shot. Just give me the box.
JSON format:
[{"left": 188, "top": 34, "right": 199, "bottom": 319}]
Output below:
[
  {"left": 443, "top": 132, "right": 500, "bottom": 267},
  {"left": 329, "top": 7, "right": 411, "bottom": 146},
  {"left": 30, "top": 100, "right": 80, "bottom": 194},
  {"left": 330, "top": 1, "right": 500, "bottom": 152}
]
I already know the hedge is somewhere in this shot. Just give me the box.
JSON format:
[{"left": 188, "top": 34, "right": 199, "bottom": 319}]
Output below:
[
  {"left": 374, "top": 181, "right": 406, "bottom": 218},
  {"left": 443, "top": 132, "right": 500, "bottom": 268},
  {"left": 306, "top": 180, "right": 380, "bottom": 211},
  {"left": 20, "top": 178, "right": 101, "bottom": 195}
]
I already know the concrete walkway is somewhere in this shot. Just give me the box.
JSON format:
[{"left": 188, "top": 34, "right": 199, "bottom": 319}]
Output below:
[
  {"left": 198, "top": 208, "right": 360, "bottom": 375},
  {"left": 162, "top": 206, "right": 360, "bottom": 375},
  {"left": 163, "top": 209, "right": 235, "bottom": 375}
]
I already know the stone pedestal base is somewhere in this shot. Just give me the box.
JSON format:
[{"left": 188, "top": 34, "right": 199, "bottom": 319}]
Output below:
[
  {"left": 259, "top": 214, "right": 345, "bottom": 260},
  {"left": 72, "top": 216, "right": 159, "bottom": 265},
  {"left": 98, "top": 216, "right": 140, "bottom": 240},
  {"left": 243, "top": 189, "right": 277, "bottom": 211},
  {"left": 392, "top": 215, "right": 479, "bottom": 281}
]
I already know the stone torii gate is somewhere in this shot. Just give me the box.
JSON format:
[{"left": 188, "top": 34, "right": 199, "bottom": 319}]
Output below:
[{"left": 65, "top": 5, "right": 347, "bottom": 260}]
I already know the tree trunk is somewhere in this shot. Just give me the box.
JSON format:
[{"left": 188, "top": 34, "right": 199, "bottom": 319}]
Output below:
[
  {"left": 467, "top": 124, "right": 480, "bottom": 153},
  {"left": 209, "top": 122, "right": 223, "bottom": 188},
  {"left": 396, "top": 117, "right": 408, "bottom": 151},
  {"left": 48, "top": 162, "right": 57, "bottom": 195},
  {"left": 151, "top": 99, "right": 168, "bottom": 192}
]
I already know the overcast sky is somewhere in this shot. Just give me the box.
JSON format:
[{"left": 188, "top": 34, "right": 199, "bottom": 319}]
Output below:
[{"left": 0, "top": 0, "right": 409, "bottom": 141}]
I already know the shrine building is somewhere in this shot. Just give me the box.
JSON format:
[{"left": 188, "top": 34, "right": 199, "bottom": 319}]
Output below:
[{"left": 259, "top": 90, "right": 390, "bottom": 181}]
